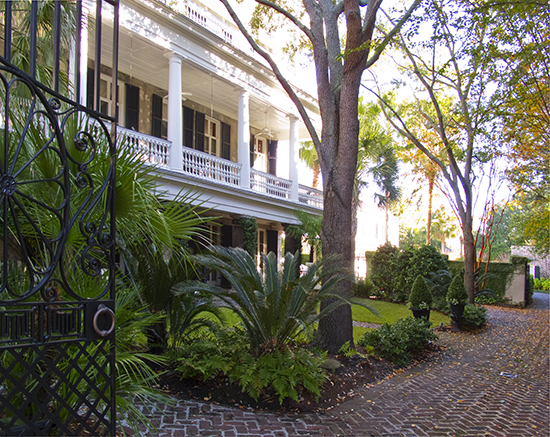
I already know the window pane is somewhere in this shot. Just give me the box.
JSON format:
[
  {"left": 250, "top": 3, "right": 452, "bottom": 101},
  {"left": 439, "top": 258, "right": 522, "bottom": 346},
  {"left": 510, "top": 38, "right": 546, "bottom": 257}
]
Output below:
[
  {"left": 211, "top": 139, "right": 216, "bottom": 155},
  {"left": 100, "top": 79, "right": 108, "bottom": 98}
]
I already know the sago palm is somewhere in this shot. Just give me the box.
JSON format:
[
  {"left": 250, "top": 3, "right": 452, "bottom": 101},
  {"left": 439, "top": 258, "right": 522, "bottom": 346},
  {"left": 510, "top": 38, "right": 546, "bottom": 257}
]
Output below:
[{"left": 176, "top": 247, "right": 354, "bottom": 356}]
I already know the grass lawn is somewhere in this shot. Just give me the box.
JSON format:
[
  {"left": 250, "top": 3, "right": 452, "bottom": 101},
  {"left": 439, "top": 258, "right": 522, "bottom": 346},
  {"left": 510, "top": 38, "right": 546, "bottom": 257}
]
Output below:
[
  {"left": 534, "top": 289, "right": 550, "bottom": 294},
  {"left": 351, "top": 298, "right": 451, "bottom": 344},
  {"left": 199, "top": 299, "right": 451, "bottom": 345}
]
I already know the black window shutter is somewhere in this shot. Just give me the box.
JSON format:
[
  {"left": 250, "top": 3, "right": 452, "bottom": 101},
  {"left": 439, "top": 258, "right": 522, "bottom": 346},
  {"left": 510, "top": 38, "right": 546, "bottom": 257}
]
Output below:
[
  {"left": 221, "top": 225, "right": 233, "bottom": 247},
  {"left": 125, "top": 84, "right": 140, "bottom": 130},
  {"left": 268, "top": 140, "right": 278, "bottom": 175},
  {"left": 250, "top": 133, "right": 255, "bottom": 168},
  {"left": 152, "top": 94, "right": 163, "bottom": 138},
  {"left": 86, "top": 67, "right": 94, "bottom": 110},
  {"left": 222, "top": 123, "right": 231, "bottom": 160},
  {"left": 183, "top": 106, "right": 195, "bottom": 148},
  {"left": 267, "top": 230, "right": 278, "bottom": 257},
  {"left": 195, "top": 112, "right": 205, "bottom": 152}
]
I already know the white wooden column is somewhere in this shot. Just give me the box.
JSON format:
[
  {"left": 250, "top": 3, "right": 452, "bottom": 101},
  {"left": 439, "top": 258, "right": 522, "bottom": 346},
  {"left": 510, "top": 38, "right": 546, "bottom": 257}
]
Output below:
[
  {"left": 77, "top": 10, "right": 89, "bottom": 106},
  {"left": 166, "top": 52, "right": 183, "bottom": 171},
  {"left": 238, "top": 89, "right": 251, "bottom": 188},
  {"left": 289, "top": 115, "right": 299, "bottom": 201}
]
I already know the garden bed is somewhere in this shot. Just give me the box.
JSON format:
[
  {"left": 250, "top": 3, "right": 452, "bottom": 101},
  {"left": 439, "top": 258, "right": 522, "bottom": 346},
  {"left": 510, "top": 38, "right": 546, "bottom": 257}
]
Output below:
[{"left": 153, "top": 343, "right": 442, "bottom": 413}]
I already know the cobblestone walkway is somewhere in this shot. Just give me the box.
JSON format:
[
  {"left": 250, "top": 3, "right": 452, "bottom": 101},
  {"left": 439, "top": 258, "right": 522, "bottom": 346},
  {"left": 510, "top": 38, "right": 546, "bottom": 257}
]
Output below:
[{"left": 130, "top": 293, "right": 549, "bottom": 436}]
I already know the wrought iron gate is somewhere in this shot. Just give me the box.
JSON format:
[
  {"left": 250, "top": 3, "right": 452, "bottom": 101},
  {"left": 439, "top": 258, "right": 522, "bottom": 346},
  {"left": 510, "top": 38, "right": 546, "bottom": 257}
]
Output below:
[{"left": 0, "top": 1, "right": 119, "bottom": 435}]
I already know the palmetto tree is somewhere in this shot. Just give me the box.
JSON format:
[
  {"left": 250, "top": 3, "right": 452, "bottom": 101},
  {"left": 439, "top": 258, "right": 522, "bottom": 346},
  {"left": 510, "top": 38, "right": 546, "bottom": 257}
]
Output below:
[
  {"left": 358, "top": 100, "right": 401, "bottom": 243},
  {"left": 176, "top": 247, "right": 354, "bottom": 356},
  {"left": 285, "top": 209, "right": 322, "bottom": 263}
]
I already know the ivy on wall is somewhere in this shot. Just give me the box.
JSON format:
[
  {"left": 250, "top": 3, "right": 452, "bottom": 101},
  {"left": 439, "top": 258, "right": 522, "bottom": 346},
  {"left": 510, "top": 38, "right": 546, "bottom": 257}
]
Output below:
[{"left": 236, "top": 216, "right": 258, "bottom": 258}]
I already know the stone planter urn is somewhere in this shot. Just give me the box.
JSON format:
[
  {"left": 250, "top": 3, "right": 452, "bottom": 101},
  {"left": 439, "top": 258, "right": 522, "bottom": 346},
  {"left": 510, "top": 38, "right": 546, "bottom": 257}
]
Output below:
[
  {"left": 450, "top": 303, "right": 466, "bottom": 322},
  {"left": 411, "top": 308, "right": 431, "bottom": 321}
]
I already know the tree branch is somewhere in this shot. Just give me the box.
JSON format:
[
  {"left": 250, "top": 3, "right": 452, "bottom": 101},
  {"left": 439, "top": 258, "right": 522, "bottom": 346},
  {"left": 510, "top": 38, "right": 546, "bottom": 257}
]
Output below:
[
  {"left": 218, "top": 0, "right": 321, "bottom": 149},
  {"left": 254, "top": 0, "right": 314, "bottom": 41},
  {"left": 365, "top": 0, "right": 422, "bottom": 70}
]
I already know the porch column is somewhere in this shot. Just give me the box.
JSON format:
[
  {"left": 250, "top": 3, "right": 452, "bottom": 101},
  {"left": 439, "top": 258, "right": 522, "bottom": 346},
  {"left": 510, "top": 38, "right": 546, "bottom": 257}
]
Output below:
[
  {"left": 77, "top": 9, "right": 89, "bottom": 106},
  {"left": 238, "top": 89, "right": 251, "bottom": 188},
  {"left": 289, "top": 115, "right": 299, "bottom": 201},
  {"left": 166, "top": 52, "right": 183, "bottom": 171}
]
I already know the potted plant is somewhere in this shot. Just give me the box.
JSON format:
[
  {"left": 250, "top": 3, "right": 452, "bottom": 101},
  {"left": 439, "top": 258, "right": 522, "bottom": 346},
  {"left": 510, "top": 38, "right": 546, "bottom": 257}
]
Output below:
[
  {"left": 408, "top": 275, "right": 433, "bottom": 321},
  {"left": 447, "top": 274, "right": 469, "bottom": 322}
]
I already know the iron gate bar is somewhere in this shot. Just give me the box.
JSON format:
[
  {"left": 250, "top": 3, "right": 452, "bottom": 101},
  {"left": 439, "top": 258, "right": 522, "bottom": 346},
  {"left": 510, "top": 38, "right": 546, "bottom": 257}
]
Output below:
[
  {"left": 53, "top": 0, "right": 61, "bottom": 93},
  {"left": 29, "top": 0, "right": 38, "bottom": 79},
  {"left": 3, "top": 1, "right": 11, "bottom": 63}
]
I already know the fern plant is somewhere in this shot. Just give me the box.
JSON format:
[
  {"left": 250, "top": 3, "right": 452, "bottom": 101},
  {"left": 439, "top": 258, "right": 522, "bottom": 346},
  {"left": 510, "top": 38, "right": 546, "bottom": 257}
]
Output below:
[{"left": 176, "top": 247, "right": 353, "bottom": 356}]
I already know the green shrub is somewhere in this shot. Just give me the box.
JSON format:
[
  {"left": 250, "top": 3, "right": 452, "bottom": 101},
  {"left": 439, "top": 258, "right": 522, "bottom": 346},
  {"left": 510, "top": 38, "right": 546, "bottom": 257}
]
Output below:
[
  {"left": 230, "top": 347, "right": 328, "bottom": 404},
  {"left": 370, "top": 244, "right": 449, "bottom": 303},
  {"left": 354, "top": 277, "right": 375, "bottom": 297},
  {"left": 172, "top": 328, "right": 328, "bottom": 404},
  {"left": 461, "top": 304, "right": 487, "bottom": 329},
  {"left": 357, "top": 317, "right": 437, "bottom": 366},
  {"left": 408, "top": 275, "right": 433, "bottom": 309},
  {"left": 534, "top": 277, "right": 550, "bottom": 291},
  {"left": 370, "top": 243, "right": 401, "bottom": 299},
  {"left": 475, "top": 294, "right": 501, "bottom": 305},
  {"left": 236, "top": 216, "right": 258, "bottom": 257},
  {"left": 400, "top": 245, "right": 448, "bottom": 296},
  {"left": 446, "top": 274, "right": 468, "bottom": 305},
  {"left": 426, "top": 270, "right": 453, "bottom": 312}
]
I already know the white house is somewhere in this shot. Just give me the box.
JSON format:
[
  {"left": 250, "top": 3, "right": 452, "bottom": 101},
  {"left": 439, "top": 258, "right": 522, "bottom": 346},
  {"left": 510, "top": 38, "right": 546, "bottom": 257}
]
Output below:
[
  {"left": 75, "top": 0, "right": 322, "bottom": 260},
  {"left": 77, "top": 0, "right": 398, "bottom": 275}
]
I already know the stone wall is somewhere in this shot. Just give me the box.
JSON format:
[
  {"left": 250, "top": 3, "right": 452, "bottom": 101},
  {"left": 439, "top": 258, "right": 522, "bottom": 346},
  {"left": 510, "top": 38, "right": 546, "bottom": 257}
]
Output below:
[{"left": 511, "top": 246, "right": 550, "bottom": 278}]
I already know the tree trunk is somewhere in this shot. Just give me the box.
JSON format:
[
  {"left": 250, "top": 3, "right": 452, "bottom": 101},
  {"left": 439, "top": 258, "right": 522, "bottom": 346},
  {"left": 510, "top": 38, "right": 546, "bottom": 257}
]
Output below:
[
  {"left": 385, "top": 201, "right": 389, "bottom": 243},
  {"left": 426, "top": 175, "right": 434, "bottom": 245},
  {"left": 462, "top": 217, "right": 476, "bottom": 303},
  {"left": 317, "top": 55, "right": 363, "bottom": 353}
]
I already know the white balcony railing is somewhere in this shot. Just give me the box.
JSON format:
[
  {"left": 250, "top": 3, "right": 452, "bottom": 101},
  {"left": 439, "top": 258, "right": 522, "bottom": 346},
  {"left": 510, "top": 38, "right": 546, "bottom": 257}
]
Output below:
[
  {"left": 182, "top": 147, "right": 241, "bottom": 187},
  {"left": 118, "top": 128, "right": 322, "bottom": 208},
  {"left": 119, "top": 126, "right": 171, "bottom": 167},
  {"left": 250, "top": 169, "right": 292, "bottom": 199},
  {"left": 299, "top": 185, "right": 324, "bottom": 209}
]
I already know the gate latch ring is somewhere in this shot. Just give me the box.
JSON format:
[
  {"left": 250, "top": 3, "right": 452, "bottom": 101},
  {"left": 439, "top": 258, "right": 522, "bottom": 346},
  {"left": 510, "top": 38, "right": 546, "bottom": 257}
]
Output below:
[{"left": 93, "top": 304, "right": 115, "bottom": 337}]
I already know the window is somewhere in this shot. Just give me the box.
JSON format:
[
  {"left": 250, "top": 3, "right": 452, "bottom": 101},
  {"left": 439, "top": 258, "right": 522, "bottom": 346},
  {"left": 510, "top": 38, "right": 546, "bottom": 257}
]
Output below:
[
  {"left": 183, "top": 107, "right": 231, "bottom": 160},
  {"left": 152, "top": 94, "right": 167, "bottom": 139},
  {"left": 206, "top": 225, "right": 221, "bottom": 284},
  {"left": 86, "top": 69, "right": 124, "bottom": 121},
  {"left": 257, "top": 229, "right": 267, "bottom": 266},
  {"left": 99, "top": 74, "right": 123, "bottom": 120},
  {"left": 204, "top": 116, "right": 220, "bottom": 156}
]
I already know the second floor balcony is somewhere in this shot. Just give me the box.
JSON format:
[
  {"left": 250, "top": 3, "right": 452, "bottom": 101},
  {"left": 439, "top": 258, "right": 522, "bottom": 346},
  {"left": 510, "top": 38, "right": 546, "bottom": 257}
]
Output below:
[{"left": 120, "top": 126, "right": 323, "bottom": 210}]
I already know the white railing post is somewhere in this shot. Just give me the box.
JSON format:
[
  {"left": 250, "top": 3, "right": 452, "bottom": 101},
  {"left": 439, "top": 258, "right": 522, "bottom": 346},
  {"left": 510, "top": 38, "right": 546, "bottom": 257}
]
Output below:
[
  {"left": 238, "top": 89, "right": 250, "bottom": 188},
  {"left": 289, "top": 115, "right": 299, "bottom": 201},
  {"left": 166, "top": 51, "right": 183, "bottom": 171}
]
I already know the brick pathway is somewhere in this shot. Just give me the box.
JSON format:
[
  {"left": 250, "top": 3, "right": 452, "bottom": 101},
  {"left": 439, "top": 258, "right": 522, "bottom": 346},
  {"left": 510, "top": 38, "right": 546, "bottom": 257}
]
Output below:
[{"left": 127, "top": 293, "right": 549, "bottom": 436}]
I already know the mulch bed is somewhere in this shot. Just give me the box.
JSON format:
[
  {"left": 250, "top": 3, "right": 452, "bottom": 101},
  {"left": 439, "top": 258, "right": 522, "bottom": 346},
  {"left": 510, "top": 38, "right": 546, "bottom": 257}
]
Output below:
[{"left": 153, "top": 343, "right": 444, "bottom": 414}]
